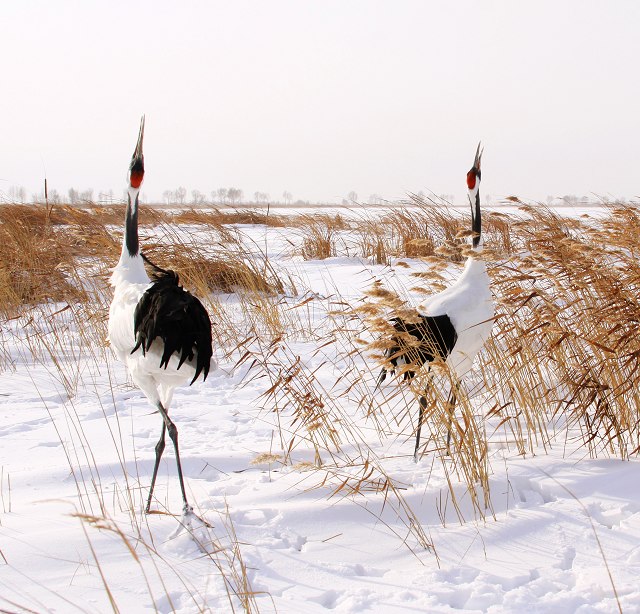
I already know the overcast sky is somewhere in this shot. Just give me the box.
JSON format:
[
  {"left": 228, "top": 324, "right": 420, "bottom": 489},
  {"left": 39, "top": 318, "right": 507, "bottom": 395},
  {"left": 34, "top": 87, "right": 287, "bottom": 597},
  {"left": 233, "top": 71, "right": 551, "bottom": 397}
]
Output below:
[{"left": 1, "top": 1, "right": 638, "bottom": 204}]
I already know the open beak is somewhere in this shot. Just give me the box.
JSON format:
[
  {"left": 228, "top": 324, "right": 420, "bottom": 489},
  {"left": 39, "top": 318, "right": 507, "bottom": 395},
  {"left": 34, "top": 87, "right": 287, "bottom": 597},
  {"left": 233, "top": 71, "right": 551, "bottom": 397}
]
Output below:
[
  {"left": 129, "top": 115, "right": 145, "bottom": 189},
  {"left": 473, "top": 141, "right": 483, "bottom": 172}
]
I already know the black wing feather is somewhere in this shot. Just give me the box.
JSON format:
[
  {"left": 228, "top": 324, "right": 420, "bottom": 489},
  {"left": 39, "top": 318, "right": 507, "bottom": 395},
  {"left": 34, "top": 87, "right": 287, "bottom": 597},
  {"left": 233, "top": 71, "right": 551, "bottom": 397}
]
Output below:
[
  {"left": 383, "top": 314, "right": 457, "bottom": 381},
  {"left": 132, "top": 270, "right": 213, "bottom": 384}
]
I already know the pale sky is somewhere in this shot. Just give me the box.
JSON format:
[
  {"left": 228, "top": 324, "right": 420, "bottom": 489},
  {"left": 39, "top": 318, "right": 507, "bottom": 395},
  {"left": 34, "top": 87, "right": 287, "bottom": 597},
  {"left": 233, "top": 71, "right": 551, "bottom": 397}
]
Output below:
[{"left": 1, "top": 1, "right": 638, "bottom": 205}]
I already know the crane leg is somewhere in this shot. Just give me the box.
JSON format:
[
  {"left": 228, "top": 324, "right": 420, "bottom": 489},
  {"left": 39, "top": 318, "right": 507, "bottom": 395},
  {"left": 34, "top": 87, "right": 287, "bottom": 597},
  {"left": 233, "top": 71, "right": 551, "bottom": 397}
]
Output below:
[
  {"left": 445, "top": 381, "right": 460, "bottom": 456},
  {"left": 413, "top": 395, "right": 428, "bottom": 463},
  {"left": 366, "top": 369, "right": 387, "bottom": 416},
  {"left": 146, "top": 422, "right": 166, "bottom": 513},
  {"left": 156, "top": 402, "right": 191, "bottom": 515},
  {"left": 377, "top": 368, "right": 387, "bottom": 385}
]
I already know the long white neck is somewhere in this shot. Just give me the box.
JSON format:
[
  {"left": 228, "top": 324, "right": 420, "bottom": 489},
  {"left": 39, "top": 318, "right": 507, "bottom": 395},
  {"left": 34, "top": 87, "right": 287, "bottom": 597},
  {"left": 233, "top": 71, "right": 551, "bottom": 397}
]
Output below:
[{"left": 453, "top": 251, "right": 489, "bottom": 298}]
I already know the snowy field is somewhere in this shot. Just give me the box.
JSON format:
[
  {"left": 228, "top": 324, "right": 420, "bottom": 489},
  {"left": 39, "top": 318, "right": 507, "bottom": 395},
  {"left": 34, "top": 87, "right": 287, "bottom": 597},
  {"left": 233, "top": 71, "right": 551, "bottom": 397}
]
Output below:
[{"left": 0, "top": 206, "right": 638, "bottom": 613}]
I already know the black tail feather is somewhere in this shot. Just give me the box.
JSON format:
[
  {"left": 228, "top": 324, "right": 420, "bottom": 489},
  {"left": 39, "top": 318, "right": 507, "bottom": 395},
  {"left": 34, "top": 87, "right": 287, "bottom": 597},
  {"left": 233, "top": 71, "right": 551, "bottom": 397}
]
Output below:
[
  {"left": 382, "top": 313, "right": 457, "bottom": 379},
  {"left": 132, "top": 270, "right": 213, "bottom": 384},
  {"left": 141, "top": 252, "right": 178, "bottom": 282}
]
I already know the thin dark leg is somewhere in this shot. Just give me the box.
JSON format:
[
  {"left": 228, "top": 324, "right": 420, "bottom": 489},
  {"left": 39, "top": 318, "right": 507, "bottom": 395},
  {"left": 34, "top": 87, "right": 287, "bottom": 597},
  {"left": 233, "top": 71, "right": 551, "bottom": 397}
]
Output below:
[
  {"left": 413, "top": 395, "right": 428, "bottom": 463},
  {"left": 156, "top": 402, "right": 191, "bottom": 514},
  {"left": 445, "top": 382, "right": 460, "bottom": 456},
  {"left": 367, "top": 370, "right": 386, "bottom": 416},
  {"left": 146, "top": 423, "right": 166, "bottom": 513}
]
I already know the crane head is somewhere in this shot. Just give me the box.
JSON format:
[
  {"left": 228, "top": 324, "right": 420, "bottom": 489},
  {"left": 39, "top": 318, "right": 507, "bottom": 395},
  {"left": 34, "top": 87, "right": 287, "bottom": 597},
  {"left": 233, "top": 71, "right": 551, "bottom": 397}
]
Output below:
[
  {"left": 129, "top": 116, "right": 145, "bottom": 189},
  {"left": 466, "top": 142, "right": 483, "bottom": 191}
]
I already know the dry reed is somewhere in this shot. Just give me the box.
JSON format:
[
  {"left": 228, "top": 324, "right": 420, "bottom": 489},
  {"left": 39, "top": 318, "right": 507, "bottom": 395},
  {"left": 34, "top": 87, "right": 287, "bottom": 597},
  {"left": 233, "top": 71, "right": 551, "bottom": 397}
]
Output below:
[{"left": 3, "top": 197, "right": 640, "bottom": 567}]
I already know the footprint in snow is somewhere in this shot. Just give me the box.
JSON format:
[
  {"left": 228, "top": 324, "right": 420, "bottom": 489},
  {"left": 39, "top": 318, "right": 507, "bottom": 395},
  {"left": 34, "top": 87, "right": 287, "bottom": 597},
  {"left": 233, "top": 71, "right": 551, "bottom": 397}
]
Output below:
[
  {"left": 0, "top": 416, "right": 50, "bottom": 436},
  {"left": 254, "top": 528, "right": 306, "bottom": 551},
  {"left": 587, "top": 501, "right": 636, "bottom": 529},
  {"left": 554, "top": 545, "right": 576, "bottom": 571},
  {"left": 309, "top": 589, "right": 339, "bottom": 609},
  {"left": 154, "top": 590, "right": 184, "bottom": 614},
  {"left": 237, "top": 508, "right": 280, "bottom": 526},
  {"left": 319, "top": 561, "right": 386, "bottom": 578},
  {"left": 35, "top": 440, "right": 61, "bottom": 448},
  {"left": 511, "top": 477, "right": 556, "bottom": 507}
]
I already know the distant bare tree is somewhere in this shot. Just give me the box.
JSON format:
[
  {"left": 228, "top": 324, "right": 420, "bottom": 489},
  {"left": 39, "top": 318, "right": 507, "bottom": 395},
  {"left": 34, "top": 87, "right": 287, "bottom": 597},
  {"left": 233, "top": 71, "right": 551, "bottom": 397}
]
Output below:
[
  {"left": 227, "top": 187, "right": 243, "bottom": 204},
  {"left": 254, "top": 191, "right": 269, "bottom": 204},
  {"left": 163, "top": 190, "right": 174, "bottom": 204},
  {"left": 216, "top": 188, "right": 228, "bottom": 204},
  {"left": 96, "top": 189, "right": 115, "bottom": 204},
  {"left": 191, "top": 189, "right": 205, "bottom": 205},
  {"left": 347, "top": 191, "right": 358, "bottom": 203},
  {"left": 48, "top": 189, "right": 60, "bottom": 204},
  {"left": 282, "top": 191, "right": 292, "bottom": 205},
  {"left": 9, "top": 185, "right": 27, "bottom": 203},
  {"left": 174, "top": 186, "right": 186, "bottom": 205},
  {"left": 68, "top": 187, "right": 79, "bottom": 204}
]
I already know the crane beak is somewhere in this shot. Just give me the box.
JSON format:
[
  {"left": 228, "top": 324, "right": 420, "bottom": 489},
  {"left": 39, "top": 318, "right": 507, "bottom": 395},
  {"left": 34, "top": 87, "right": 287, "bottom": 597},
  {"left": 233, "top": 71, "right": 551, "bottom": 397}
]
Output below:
[
  {"left": 129, "top": 115, "right": 145, "bottom": 189},
  {"left": 473, "top": 141, "right": 483, "bottom": 172}
]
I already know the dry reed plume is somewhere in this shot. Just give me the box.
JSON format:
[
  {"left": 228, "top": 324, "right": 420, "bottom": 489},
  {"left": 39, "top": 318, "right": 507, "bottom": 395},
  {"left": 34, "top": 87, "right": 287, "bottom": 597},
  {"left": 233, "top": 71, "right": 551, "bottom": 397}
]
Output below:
[
  {"left": 484, "top": 202, "right": 640, "bottom": 459},
  {"left": 2, "top": 197, "right": 639, "bottom": 557},
  {"left": 363, "top": 199, "right": 640, "bottom": 470}
]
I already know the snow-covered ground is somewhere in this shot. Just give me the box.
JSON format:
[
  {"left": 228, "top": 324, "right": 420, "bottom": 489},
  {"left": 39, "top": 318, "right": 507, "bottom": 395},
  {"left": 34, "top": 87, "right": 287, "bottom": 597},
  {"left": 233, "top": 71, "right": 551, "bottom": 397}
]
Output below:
[{"left": 1, "top": 214, "right": 639, "bottom": 613}]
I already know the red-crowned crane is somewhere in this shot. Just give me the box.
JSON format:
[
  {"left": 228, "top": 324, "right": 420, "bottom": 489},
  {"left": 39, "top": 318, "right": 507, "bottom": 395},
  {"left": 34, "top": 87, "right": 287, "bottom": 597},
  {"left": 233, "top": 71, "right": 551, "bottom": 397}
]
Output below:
[
  {"left": 108, "top": 117, "right": 214, "bottom": 518},
  {"left": 379, "top": 143, "right": 494, "bottom": 461}
]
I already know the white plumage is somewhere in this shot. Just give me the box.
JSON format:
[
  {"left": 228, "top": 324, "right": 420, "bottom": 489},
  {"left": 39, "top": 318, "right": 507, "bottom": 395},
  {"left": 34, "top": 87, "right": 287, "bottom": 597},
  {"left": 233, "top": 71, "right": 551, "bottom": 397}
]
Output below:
[
  {"left": 108, "top": 268, "right": 206, "bottom": 412},
  {"left": 108, "top": 116, "right": 213, "bottom": 516},
  {"left": 380, "top": 143, "right": 494, "bottom": 460},
  {"left": 418, "top": 251, "right": 494, "bottom": 381}
]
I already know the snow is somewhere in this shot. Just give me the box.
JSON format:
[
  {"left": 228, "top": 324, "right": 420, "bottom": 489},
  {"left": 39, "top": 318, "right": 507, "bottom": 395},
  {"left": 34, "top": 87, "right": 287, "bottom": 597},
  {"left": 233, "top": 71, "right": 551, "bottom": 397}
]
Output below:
[{"left": 1, "top": 211, "right": 639, "bottom": 613}]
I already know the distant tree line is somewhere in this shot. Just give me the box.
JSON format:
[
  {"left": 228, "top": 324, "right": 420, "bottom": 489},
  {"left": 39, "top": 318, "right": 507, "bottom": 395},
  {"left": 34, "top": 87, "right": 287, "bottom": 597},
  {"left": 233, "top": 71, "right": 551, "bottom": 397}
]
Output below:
[{"left": 9, "top": 182, "right": 621, "bottom": 209}]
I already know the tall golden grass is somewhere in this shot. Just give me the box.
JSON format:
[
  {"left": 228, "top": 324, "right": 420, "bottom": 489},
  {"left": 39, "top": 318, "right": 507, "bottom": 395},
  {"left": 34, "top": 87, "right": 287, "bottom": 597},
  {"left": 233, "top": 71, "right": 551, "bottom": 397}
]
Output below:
[
  {"left": 357, "top": 199, "right": 640, "bottom": 518},
  {"left": 0, "top": 202, "right": 294, "bottom": 612},
  {"left": 484, "top": 202, "right": 640, "bottom": 459},
  {"left": 2, "top": 199, "right": 639, "bottom": 462},
  {"left": 1, "top": 197, "right": 639, "bottom": 597}
]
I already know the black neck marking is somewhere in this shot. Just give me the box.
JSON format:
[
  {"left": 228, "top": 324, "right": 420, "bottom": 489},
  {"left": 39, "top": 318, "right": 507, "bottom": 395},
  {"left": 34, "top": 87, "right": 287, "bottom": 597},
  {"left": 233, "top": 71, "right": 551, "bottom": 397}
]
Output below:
[
  {"left": 125, "top": 190, "right": 139, "bottom": 256},
  {"left": 471, "top": 189, "right": 481, "bottom": 248}
]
